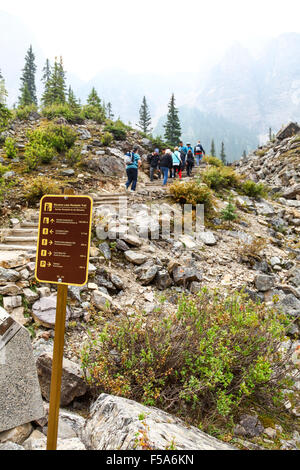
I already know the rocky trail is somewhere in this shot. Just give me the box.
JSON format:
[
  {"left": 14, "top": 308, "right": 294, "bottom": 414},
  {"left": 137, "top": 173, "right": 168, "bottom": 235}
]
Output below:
[{"left": 0, "top": 117, "right": 300, "bottom": 451}]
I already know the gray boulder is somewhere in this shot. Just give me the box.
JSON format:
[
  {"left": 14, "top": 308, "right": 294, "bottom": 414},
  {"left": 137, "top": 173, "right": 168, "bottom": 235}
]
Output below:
[
  {"left": 254, "top": 274, "right": 275, "bottom": 292},
  {"left": 32, "top": 295, "right": 71, "bottom": 328},
  {"left": 36, "top": 353, "right": 87, "bottom": 406},
  {"left": 276, "top": 122, "right": 300, "bottom": 141},
  {"left": 124, "top": 251, "right": 147, "bottom": 265},
  {"left": 82, "top": 394, "right": 235, "bottom": 450}
]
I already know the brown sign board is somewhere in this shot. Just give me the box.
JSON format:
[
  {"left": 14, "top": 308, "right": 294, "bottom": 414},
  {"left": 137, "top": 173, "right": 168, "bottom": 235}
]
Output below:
[{"left": 35, "top": 195, "right": 93, "bottom": 286}]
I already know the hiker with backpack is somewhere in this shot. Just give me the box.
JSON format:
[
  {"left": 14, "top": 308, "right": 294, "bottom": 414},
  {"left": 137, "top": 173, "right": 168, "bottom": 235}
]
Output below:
[
  {"left": 160, "top": 149, "right": 173, "bottom": 186},
  {"left": 194, "top": 140, "right": 206, "bottom": 166},
  {"left": 148, "top": 148, "right": 161, "bottom": 182},
  {"left": 172, "top": 147, "right": 182, "bottom": 178},
  {"left": 179, "top": 141, "right": 188, "bottom": 171},
  {"left": 124, "top": 145, "right": 141, "bottom": 191},
  {"left": 186, "top": 149, "right": 195, "bottom": 177}
]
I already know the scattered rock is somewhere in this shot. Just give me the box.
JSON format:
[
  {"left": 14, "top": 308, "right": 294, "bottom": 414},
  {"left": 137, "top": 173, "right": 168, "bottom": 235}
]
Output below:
[
  {"left": 36, "top": 353, "right": 87, "bottom": 406},
  {"left": 124, "top": 251, "right": 147, "bottom": 265},
  {"left": 254, "top": 274, "right": 275, "bottom": 292},
  {"left": 234, "top": 414, "right": 264, "bottom": 438},
  {"left": 32, "top": 295, "right": 71, "bottom": 328}
]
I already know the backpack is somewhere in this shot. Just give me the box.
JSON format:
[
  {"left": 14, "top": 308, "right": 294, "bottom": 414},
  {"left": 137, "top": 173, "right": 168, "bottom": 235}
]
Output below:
[
  {"left": 195, "top": 145, "right": 202, "bottom": 154},
  {"left": 124, "top": 152, "right": 135, "bottom": 165}
]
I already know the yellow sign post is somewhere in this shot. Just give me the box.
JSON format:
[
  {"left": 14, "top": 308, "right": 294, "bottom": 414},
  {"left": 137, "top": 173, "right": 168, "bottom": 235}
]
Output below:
[{"left": 35, "top": 191, "right": 93, "bottom": 450}]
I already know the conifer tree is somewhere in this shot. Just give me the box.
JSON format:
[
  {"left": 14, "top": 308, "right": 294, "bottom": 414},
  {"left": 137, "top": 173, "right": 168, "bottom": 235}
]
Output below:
[
  {"left": 19, "top": 45, "right": 37, "bottom": 106},
  {"left": 137, "top": 96, "right": 152, "bottom": 134},
  {"left": 164, "top": 93, "right": 181, "bottom": 146},
  {"left": 210, "top": 139, "right": 216, "bottom": 157},
  {"left": 107, "top": 102, "right": 114, "bottom": 120},
  {"left": 242, "top": 150, "right": 247, "bottom": 158},
  {"left": 220, "top": 141, "right": 226, "bottom": 164},
  {"left": 42, "top": 57, "right": 67, "bottom": 106},
  {"left": 68, "top": 86, "right": 81, "bottom": 113},
  {"left": 42, "top": 59, "right": 51, "bottom": 85},
  {"left": 87, "top": 87, "right": 101, "bottom": 107},
  {"left": 0, "top": 69, "right": 8, "bottom": 105}
]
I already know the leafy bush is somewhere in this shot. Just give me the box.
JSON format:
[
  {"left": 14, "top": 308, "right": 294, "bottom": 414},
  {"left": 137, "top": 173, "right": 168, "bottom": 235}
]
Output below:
[
  {"left": 0, "top": 164, "right": 9, "bottom": 177},
  {"left": 169, "top": 180, "right": 214, "bottom": 213},
  {"left": 82, "top": 105, "right": 106, "bottom": 124},
  {"left": 41, "top": 104, "right": 84, "bottom": 124},
  {"left": 81, "top": 290, "right": 293, "bottom": 423},
  {"left": 148, "top": 135, "right": 167, "bottom": 152},
  {"left": 101, "top": 131, "right": 113, "bottom": 147},
  {"left": 203, "top": 156, "right": 223, "bottom": 167},
  {"left": 238, "top": 237, "right": 266, "bottom": 263},
  {"left": 24, "top": 123, "right": 77, "bottom": 169},
  {"left": 24, "top": 176, "right": 60, "bottom": 204},
  {"left": 104, "top": 119, "right": 127, "bottom": 141},
  {"left": 65, "top": 146, "right": 82, "bottom": 167},
  {"left": 202, "top": 166, "right": 240, "bottom": 191},
  {"left": 14, "top": 104, "right": 38, "bottom": 121},
  {"left": 4, "top": 137, "right": 17, "bottom": 159},
  {"left": 241, "top": 180, "right": 268, "bottom": 199}
]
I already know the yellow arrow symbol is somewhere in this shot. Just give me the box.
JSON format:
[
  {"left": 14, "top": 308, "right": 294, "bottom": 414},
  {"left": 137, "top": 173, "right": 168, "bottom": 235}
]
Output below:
[
  {"left": 50, "top": 229, "right": 54, "bottom": 234},
  {"left": 48, "top": 251, "right": 53, "bottom": 256},
  {"left": 47, "top": 262, "right": 51, "bottom": 267},
  {"left": 49, "top": 241, "right": 53, "bottom": 245},
  {"left": 50, "top": 219, "right": 55, "bottom": 223}
]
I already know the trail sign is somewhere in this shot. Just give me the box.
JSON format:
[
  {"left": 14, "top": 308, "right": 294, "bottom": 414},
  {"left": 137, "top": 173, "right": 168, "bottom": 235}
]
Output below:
[{"left": 35, "top": 195, "right": 93, "bottom": 287}]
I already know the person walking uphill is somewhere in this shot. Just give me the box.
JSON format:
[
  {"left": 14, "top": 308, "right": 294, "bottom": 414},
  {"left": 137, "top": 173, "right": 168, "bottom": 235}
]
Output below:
[
  {"left": 172, "top": 147, "right": 182, "bottom": 178},
  {"left": 179, "top": 141, "right": 188, "bottom": 170},
  {"left": 160, "top": 149, "right": 173, "bottom": 186},
  {"left": 186, "top": 149, "right": 195, "bottom": 177},
  {"left": 148, "top": 148, "right": 161, "bottom": 182},
  {"left": 194, "top": 140, "right": 205, "bottom": 166},
  {"left": 124, "top": 146, "right": 141, "bottom": 191}
]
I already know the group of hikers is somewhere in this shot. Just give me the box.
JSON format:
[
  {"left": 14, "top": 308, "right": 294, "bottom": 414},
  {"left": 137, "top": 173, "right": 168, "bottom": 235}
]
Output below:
[{"left": 124, "top": 141, "right": 206, "bottom": 192}]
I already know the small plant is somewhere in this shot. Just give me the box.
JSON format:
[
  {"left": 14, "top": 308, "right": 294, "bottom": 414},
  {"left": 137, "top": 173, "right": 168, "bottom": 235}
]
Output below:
[
  {"left": 203, "top": 156, "right": 223, "bottom": 167},
  {"left": 14, "top": 104, "right": 38, "bottom": 121},
  {"left": 65, "top": 146, "right": 82, "bottom": 167},
  {"left": 81, "top": 290, "right": 293, "bottom": 425},
  {"left": 238, "top": 236, "right": 266, "bottom": 263},
  {"left": 104, "top": 119, "right": 127, "bottom": 141},
  {"left": 241, "top": 180, "right": 268, "bottom": 199},
  {"left": 4, "top": 137, "right": 18, "bottom": 159},
  {"left": 41, "top": 103, "right": 84, "bottom": 124},
  {"left": 101, "top": 131, "right": 113, "bottom": 146},
  {"left": 202, "top": 166, "right": 240, "bottom": 191},
  {"left": 24, "top": 176, "right": 60, "bottom": 204},
  {"left": 169, "top": 180, "right": 215, "bottom": 213},
  {"left": 220, "top": 200, "right": 238, "bottom": 224},
  {"left": 0, "top": 164, "right": 9, "bottom": 177}
]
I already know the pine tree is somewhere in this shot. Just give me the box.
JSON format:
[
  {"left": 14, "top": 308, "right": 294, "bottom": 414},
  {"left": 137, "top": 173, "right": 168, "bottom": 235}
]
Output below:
[
  {"left": 242, "top": 150, "right": 247, "bottom": 158},
  {"left": 137, "top": 96, "right": 152, "bottom": 134},
  {"left": 0, "top": 69, "right": 8, "bottom": 105},
  {"left": 269, "top": 127, "right": 272, "bottom": 141},
  {"left": 42, "top": 57, "right": 67, "bottom": 106},
  {"left": 68, "top": 86, "right": 81, "bottom": 113},
  {"left": 107, "top": 102, "right": 114, "bottom": 120},
  {"left": 210, "top": 139, "right": 216, "bottom": 157},
  {"left": 220, "top": 141, "right": 226, "bottom": 164},
  {"left": 42, "top": 59, "right": 51, "bottom": 85},
  {"left": 87, "top": 87, "right": 101, "bottom": 107},
  {"left": 19, "top": 45, "right": 37, "bottom": 106},
  {"left": 164, "top": 93, "right": 181, "bottom": 146}
]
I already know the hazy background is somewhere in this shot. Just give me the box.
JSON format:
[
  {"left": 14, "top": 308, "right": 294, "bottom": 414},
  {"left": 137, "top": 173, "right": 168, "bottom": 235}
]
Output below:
[{"left": 1, "top": 0, "right": 300, "bottom": 161}]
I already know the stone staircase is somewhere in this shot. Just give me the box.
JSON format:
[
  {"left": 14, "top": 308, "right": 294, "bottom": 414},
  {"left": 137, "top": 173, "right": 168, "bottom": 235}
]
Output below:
[{"left": 0, "top": 164, "right": 207, "bottom": 254}]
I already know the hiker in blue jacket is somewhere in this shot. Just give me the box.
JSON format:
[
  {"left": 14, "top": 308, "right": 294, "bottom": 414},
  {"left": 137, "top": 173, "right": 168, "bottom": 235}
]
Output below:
[
  {"left": 124, "top": 145, "right": 141, "bottom": 191},
  {"left": 172, "top": 147, "right": 182, "bottom": 178},
  {"left": 186, "top": 143, "right": 194, "bottom": 155},
  {"left": 179, "top": 141, "right": 188, "bottom": 170}
]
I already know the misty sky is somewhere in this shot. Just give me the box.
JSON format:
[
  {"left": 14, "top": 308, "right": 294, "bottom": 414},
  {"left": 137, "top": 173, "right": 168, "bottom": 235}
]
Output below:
[{"left": 1, "top": 0, "right": 300, "bottom": 81}]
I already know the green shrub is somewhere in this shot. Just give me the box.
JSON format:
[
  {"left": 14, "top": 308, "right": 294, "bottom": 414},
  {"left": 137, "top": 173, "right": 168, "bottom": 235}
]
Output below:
[
  {"left": 241, "top": 180, "right": 268, "bottom": 199},
  {"left": 148, "top": 135, "right": 167, "bottom": 152},
  {"left": 82, "top": 105, "right": 106, "bottom": 124},
  {"left": 169, "top": 180, "right": 214, "bottom": 213},
  {"left": 220, "top": 201, "right": 238, "bottom": 223},
  {"left": 14, "top": 104, "right": 38, "bottom": 121},
  {"left": 203, "top": 156, "right": 223, "bottom": 167},
  {"left": 24, "top": 123, "right": 77, "bottom": 169},
  {"left": 104, "top": 119, "right": 127, "bottom": 141},
  {"left": 101, "top": 131, "right": 113, "bottom": 146},
  {"left": 65, "top": 146, "right": 82, "bottom": 167},
  {"left": 24, "top": 176, "right": 60, "bottom": 204},
  {"left": 81, "top": 290, "right": 292, "bottom": 423},
  {"left": 202, "top": 166, "right": 240, "bottom": 191},
  {"left": 41, "top": 104, "right": 84, "bottom": 124},
  {"left": 0, "top": 164, "right": 9, "bottom": 177},
  {"left": 4, "top": 137, "right": 17, "bottom": 159}
]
